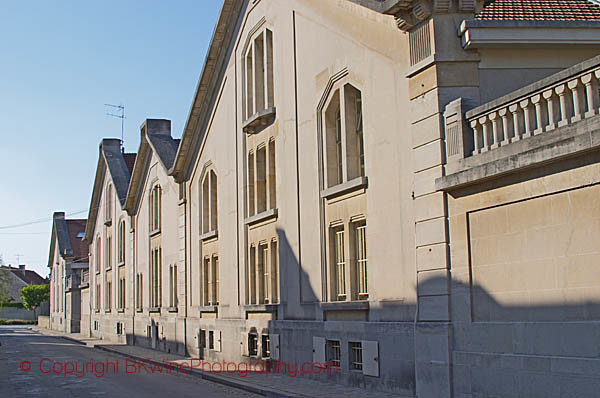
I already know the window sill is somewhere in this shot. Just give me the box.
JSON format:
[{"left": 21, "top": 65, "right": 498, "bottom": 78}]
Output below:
[
  {"left": 200, "top": 229, "right": 218, "bottom": 242},
  {"left": 104, "top": 219, "right": 112, "bottom": 226},
  {"left": 117, "top": 309, "right": 125, "bottom": 313},
  {"left": 136, "top": 308, "right": 143, "bottom": 313},
  {"left": 94, "top": 309, "right": 100, "bottom": 313},
  {"left": 242, "top": 107, "right": 276, "bottom": 134},
  {"left": 117, "top": 262, "right": 125, "bottom": 268},
  {"left": 150, "top": 229, "right": 161, "bottom": 237},
  {"left": 321, "top": 176, "right": 368, "bottom": 200},
  {"left": 321, "top": 300, "right": 369, "bottom": 311},
  {"left": 95, "top": 270, "right": 100, "bottom": 275},
  {"left": 167, "top": 306, "right": 178, "bottom": 313},
  {"left": 243, "top": 304, "right": 279, "bottom": 312},
  {"left": 178, "top": 198, "right": 186, "bottom": 206},
  {"left": 198, "top": 305, "right": 218, "bottom": 313},
  {"left": 148, "top": 307, "right": 161, "bottom": 313},
  {"left": 105, "top": 267, "right": 112, "bottom": 272},
  {"left": 104, "top": 309, "right": 111, "bottom": 313},
  {"left": 78, "top": 283, "right": 89, "bottom": 289},
  {"left": 245, "top": 208, "right": 278, "bottom": 226}
]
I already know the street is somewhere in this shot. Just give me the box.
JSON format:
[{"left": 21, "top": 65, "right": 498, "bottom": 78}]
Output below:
[{"left": 0, "top": 326, "right": 259, "bottom": 397}]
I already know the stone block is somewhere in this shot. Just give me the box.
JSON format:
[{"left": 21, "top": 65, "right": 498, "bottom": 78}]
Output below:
[
  {"left": 413, "top": 140, "right": 443, "bottom": 173},
  {"left": 418, "top": 269, "right": 449, "bottom": 296},
  {"left": 416, "top": 217, "right": 447, "bottom": 247},
  {"left": 416, "top": 243, "right": 448, "bottom": 271},
  {"left": 414, "top": 192, "right": 446, "bottom": 223},
  {"left": 419, "top": 295, "right": 449, "bottom": 321}
]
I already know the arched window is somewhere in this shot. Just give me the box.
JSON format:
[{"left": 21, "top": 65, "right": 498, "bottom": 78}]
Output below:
[
  {"left": 95, "top": 236, "right": 101, "bottom": 274},
  {"left": 149, "top": 184, "right": 162, "bottom": 233},
  {"left": 201, "top": 170, "right": 218, "bottom": 233},
  {"left": 117, "top": 219, "right": 125, "bottom": 265},
  {"left": 105, "top": 184, "right": 113, "bottom": 222},
  {"left": 324, "top": 83, "right": 365, "bottom": 188},
  {"left": 243, "top": 27, "right": 274, "bottom": 121}
]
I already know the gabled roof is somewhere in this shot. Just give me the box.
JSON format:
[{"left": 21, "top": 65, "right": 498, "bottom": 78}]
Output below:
[
  {"left": 48, "top": 212, "right": 89, "bottom": 267},
  {"left": 8, "top": 268, "right": 48, "bottom": 285},
  {"left": 83, "top": 139, "right": 136, "bottom": 242},
  {"left": 476, "top": 0, "right": 600, "bottom": 21},
  {"left": 124, "top": 119, "right": 179, "bottom": 213}
]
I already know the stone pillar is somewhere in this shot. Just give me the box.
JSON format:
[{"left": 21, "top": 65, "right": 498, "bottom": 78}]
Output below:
[{"left": 402, "top": 3, "right": 481, "bottom": 396}]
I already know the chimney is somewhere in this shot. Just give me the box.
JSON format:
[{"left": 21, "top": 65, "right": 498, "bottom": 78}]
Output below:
[
  {"left": 19, "top": 264, "right": 25, "bottom": 270},
  {"left": 141, "top": 119, "right": 171, "bottom": 137}
]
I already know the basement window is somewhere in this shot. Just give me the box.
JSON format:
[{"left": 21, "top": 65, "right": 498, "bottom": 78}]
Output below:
[
  {"left": 326, "top": 340, "right": 341, "bottom": 368},
  {"left": 248, "top": 333, "right": 258, "bottom": 357},
  {"left": 349, "top": 342, "right": 363, "bottom": 371},
  {"left": 261, "top": 335, "right": 271, "bottom": 359}
]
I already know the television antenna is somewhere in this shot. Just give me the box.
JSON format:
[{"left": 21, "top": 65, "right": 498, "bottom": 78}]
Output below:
[
  {"left": 15, "top": 253, "right": 24, "bottom": 264},
  {"left": 105, "top": 103, "right": 125, "bottom": 150}
]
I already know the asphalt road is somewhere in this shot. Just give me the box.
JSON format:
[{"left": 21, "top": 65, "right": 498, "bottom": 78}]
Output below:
[{"left": 0, "top": 325, "right": 259, "bottom": 398}]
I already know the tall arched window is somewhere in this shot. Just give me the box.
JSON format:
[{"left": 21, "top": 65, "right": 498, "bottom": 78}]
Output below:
[
  {"left": 95, "top": 236, "right": 101, "bottom": 274},
  {"left": 201, "top": 170, "right": 218, "bottom": 233},
  {"left": 149, "top": 184, "right": 162, "bottom": 233},
  {"left": 105, "top": 184, "right": 113, "bottom": 222},
  {"left": 117, "top": 219, "right": 125, "bottom": 265},
  {"left": 324, "top": 83, "right": 365, "bottom": 188}
]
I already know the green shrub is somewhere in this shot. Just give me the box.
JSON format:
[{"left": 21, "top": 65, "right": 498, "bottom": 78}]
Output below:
[{"left": 0, "top": 319, "right": 36, "bottom": 325}]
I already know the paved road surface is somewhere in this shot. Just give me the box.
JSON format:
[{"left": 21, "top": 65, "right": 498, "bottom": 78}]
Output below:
[{"left": 0, "top": 325, "right": 259, "bottom": 398}]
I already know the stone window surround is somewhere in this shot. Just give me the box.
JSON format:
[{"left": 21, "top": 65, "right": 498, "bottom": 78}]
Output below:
[
  {"left": 241, "top": 20, "right": 275, "bottom": 133},
  {"left": 320, "top": 78, "right": 366, "bottom": 192},
  {"left": 246, "top": 137, "right": 277, "bottom": 220}
]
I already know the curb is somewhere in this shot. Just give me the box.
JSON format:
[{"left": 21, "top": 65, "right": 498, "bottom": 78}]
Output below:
[{"left": 32, "top": 327, "right": 306, "bottom": 398}]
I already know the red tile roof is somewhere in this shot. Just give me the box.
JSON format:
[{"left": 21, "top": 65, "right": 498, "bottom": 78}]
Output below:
[
  {"left": 9, "top": 268, "right": 48, "bottom": 285},
  {"left": 66, "top": 219, "right": 89, "bottom": 262},
  {"left": 123, "top": 153, "right": 137, "bottom": 175},
  {"left": 476, "top": 0, "right": 600, "bottom": 21}
]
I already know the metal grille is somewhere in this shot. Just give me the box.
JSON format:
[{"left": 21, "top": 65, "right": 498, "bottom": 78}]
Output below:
[
  {"left": 327, "top": 340, "right": 341, "bottom": 368},
  {"left": 349, "top": 342, "right": 363, "bottom": 371},
  {"left": 355, "top": 224, "right": 368, "bottom": 298},
  {"left": 335, "top": 229, "right": 346, "bottom": 300}
]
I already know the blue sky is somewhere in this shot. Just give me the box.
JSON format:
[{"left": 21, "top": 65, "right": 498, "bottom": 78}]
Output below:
[{"left": 0, "top": 1, "right": 221, "bottom": 277}]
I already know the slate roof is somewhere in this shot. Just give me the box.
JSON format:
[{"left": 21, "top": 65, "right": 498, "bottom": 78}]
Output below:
[
  {"left": 476, "top": 0, "right": 600, "bottom": 21},
  {"left": 123, "top": 153, "right": 137, "bottom": 175}
]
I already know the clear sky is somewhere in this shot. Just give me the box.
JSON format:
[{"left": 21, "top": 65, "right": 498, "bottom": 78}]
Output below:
[{"left": 0, "top": 1, "right": 221, "bottom": 277}]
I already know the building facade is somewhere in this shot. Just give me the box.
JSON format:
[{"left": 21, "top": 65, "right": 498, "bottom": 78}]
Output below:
[
  {"left": 48, "top": 0, "right": 600, "bottom": 396},
  {"left": 48, "top": 212, "right": 88, "bottom": 333}
]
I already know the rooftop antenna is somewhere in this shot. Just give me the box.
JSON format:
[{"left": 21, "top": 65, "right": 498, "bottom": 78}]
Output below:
[
  {"left": 15, "top": 253, "right": 24, "bottom": 265},
  {"left": 105, "top": 103, "right": 125, "bottom": 151}
]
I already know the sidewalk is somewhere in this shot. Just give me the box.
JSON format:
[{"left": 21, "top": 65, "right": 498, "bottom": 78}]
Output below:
[{"left": 33, "top": 327, "right": 404, "bottom": 398}]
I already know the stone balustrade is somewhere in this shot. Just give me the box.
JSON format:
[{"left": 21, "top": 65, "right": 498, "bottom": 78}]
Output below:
[{"left": 444, "top": 55, "right": 600, "bottom": 162}]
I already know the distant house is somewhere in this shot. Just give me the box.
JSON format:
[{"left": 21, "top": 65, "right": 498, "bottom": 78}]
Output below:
[
  {"left": 1, "top": 264, "right": 48, "bottom": 303},
  {"left": 48, "top": 212, "right": 89, "bottom": 333}
]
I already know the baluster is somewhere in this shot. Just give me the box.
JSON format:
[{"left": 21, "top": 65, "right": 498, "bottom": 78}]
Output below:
[
  {"left": 489, "top": 112, "right": 501, "bottom": 149},
  {"left": 520, "top": 98, "right": 534, "bottom": 139},
  {"left": 479, "top": 115, "right": 491, "bottom": 152},
  {"left": 531, "top": 94, "right": 546, "bottom": 135},
  {"left": 568, "top": 78, "right": 584, "bottom": 123},
  {"left": 582, "top": 72, "right": 599, "bottom": 118},
  {"left": 509, "top": 103, "right": 522, "bottom": 142},
  {"left": 555, "top": 84, "right": 571, "bottom": 128},
  {"left": 470, "top": 119, "right": 482, "bottom": 155},
  {"left": 499, "top": 107, "right": 512, "bottom": 145},
  {"left": 543, "top": 89, "right": 558, "bottom": 131}
]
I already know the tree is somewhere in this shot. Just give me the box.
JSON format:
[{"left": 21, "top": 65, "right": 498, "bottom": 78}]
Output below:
[{"left": 19, "top": 284, "right": 50, "bottom": 318}]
